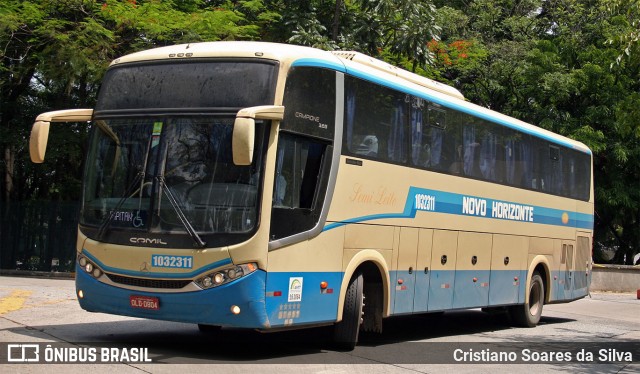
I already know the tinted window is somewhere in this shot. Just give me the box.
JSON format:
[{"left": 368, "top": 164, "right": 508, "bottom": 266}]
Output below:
[
  {"left": 343, "top": 74, "right": 591, "bottom": 201},
  {"left": 96, "top": 60, "right": 278, "bottom": 111},
  {"left": 345, "top": 77, "right": 408, "bottom": 163},
  {"left": 282, "top": 67, "right": 336, "bottom": 140}
]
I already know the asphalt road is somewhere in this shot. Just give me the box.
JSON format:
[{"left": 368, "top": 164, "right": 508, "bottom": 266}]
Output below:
[{"left": 0, "top": 275, "right": 638, "bottom": 373}]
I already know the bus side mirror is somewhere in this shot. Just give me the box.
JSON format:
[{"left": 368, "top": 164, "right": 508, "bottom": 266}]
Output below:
[
  {"left": 233, "top": 105, "right": 284, "bottom": 166},
  {"left": 29, "top": 109, "right": 93, "bottom": 163}
]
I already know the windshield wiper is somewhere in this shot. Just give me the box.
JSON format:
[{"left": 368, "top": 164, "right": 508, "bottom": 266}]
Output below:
[
  {"left": 157, "top": 176, "right": 206, "bottom": 249},
  {"left": 96, "top": 170, "right": 145, "bottom": 240}
]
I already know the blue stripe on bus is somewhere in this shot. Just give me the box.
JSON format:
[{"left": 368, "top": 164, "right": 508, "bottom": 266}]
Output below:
[
  {"left": 324, "top": 186, "right": 594, "bottom": 231},
  {"left": 76, "top": 265, "right": 589, "bottom": 328},
  {"left": 76, "top": 265, "right": 270, "bottom": 328},
  {"left": 292, "top": 57, "right": 590, "bottom": 155},
  {"left": 81, "top": 249, "right": 233, "bottom": 279},
  {"left": 291, "top": 58, "right": 347, "bottom": 72}
]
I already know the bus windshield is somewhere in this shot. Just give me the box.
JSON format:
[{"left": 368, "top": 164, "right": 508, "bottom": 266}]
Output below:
[
  {"left": 79, "top": 58, "right": 277, "bottom": 247},
  {"left": 81, "top": 117, "right": 266, "bottom": 244}
]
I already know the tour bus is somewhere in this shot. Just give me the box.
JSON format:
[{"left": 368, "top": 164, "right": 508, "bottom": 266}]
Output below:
[{"left": 30, "top": 41, "right": 593, "bottom": 350}]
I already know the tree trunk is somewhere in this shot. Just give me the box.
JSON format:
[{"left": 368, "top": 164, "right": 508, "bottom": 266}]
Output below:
[
  {"left": 332, "top": 0, "right": 342, "bottom": 42},
  {"left": 4, "top": 145, "right": 15, "bottom": 202}
]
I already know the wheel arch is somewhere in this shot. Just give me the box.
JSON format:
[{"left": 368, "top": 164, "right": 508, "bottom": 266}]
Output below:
[
  {"left": 337, "top": 250, "right": 390, "bottom": 321},
  {"left": 527, "top": 255, "right": 551, "bottom": 304}
]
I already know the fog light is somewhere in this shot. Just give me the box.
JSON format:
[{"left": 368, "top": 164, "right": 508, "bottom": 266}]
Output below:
[
  {"left": 78, "top": 290, "right": 84, "bottom": 299},
  {"left": 230, "top": 305, "right": 241, "bottom": 315},
  {"left": 85, "top": 263, "right": 94, "bottom": 273}
]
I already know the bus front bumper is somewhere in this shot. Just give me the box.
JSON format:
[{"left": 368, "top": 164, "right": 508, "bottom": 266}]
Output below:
[{"left": 75, "top": 265, "right": 270, "bottom": 329}]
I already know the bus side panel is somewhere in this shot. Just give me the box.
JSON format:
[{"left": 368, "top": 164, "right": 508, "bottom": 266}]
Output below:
[
  {"left": 264, "top": 271, "right": 342, "bottom": 327},
  {"left": 393, "top": 227, "right": 419, "bottom": 314},
  {"left": 265, "top": 227, "right": 345, "bottom": 328},
  {"left": 573, "top": 234, "right": 592, "bottom": 298},
  {"left": 413, "top": 229, "right": 433, "bottom": 313},
  {"left": 562, "top": 240, "right": 576, "bottom": 300},
  {"left": 530, "top": 237, "right": 559, "bottom": 302},
  {"left": 453, "top": 232, "right": 491, "bottom": 309},
  {"left": 489, "top": 235, "right": 528, "bottom": 306},
  {"left": 427, "top": 230, "right": 458, "bottom": 311}
]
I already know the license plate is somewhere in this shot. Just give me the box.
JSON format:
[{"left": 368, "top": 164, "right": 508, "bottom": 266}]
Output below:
[{"left": 129, "top": 295, "right": 159, "bottom": 310}]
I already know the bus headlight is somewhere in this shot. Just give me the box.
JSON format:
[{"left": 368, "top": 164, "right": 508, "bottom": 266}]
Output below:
[
  {"left": 195, "top": 263, "right": 258, "bottom": 290},
  {"left": 77, "top": 255, "right": 103, "bottom": 280}
]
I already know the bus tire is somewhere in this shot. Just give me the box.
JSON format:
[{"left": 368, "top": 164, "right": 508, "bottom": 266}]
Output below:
[
  {"left": 510, "top": 272, "right": 544, "bottom": 327},
  {"left": 333, "top": 271, "right": 364, "bottom": 351}
]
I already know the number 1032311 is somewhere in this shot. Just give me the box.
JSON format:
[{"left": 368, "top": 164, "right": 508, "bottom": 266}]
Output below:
[{"left": 151, "top": 255, "right": 193, "bottom": 269}]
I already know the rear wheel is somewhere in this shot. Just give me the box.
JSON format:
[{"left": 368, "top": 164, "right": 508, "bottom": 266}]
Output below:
[
  {"left": 333, "top": 272, "right": 364, "bottom": 350},
  {"left": 510, "top": 272, "right": 544, "bottom": 327}
]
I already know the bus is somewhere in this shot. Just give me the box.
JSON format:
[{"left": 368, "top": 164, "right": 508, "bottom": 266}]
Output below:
[{"left": 29, "top": 41, "right": 593, "bottom": 350}]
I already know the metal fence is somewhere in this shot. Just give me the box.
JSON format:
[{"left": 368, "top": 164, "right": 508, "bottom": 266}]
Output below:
[{"left": 0, "top": 201, "right": 80, "bottom": 272}]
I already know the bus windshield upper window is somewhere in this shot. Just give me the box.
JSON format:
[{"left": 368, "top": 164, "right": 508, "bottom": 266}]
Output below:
[{"left": 95, "top": 60, "right": 278, "bottom": 111}]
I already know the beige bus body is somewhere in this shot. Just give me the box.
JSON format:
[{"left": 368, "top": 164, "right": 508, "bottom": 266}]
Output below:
[{"left": 31, "top": 42, "right": 593, "bottom": 347}]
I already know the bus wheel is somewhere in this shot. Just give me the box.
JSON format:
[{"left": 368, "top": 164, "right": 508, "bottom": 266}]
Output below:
[
  {"left": 333, "top": 272, "right": 364, "bottom": 351},
  {"left": 197, "top": 324, "right": 221, "bottom": 333},
  {"left": 510, "top": 272, "right": 544, "bottom": 327}
]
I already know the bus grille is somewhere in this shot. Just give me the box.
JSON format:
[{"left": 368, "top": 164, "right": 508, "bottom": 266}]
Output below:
[{"left": 106, "top": 273, "right": 192, "bottom": 289}]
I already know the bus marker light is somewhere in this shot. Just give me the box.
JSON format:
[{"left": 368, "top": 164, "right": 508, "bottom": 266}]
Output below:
[
  {"left": 230, "top": 305, "right": 241, "bottom": 315},
  {"left": 274, "top": 291, "right": 282, "bottom": 297},
  {"left": 320, "top": 281, "right": 328, "bottom": 289},
  {"left": 473, "top": 277, "right": 478, "bottom": 283},
  {"left": 397, "top": 279, "right": 404, "bottom": 285}
]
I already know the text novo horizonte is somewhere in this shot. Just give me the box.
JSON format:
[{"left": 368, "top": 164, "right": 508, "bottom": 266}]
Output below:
[{"left": 462, "top": 196, "right": 534, "bottom": 222}]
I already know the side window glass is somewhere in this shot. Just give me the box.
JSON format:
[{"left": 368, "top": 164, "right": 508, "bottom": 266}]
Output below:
[
  {"left": 273, "top": 133, "right": 326, "bottom": 209},
  {"left": 281, "top": 67, "right": 335, "bottom": 141},
  {"left": 344, "top": 77, "right": 407, "bottom": 164}
]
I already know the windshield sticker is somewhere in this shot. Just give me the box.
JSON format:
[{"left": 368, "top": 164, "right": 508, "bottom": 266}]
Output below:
[
  {"left": 288, "top": 277, "right": 303, "bottom": 302},
  {"left": 108, "top": 210, "right": 147, "bottom": 228},
  {"left": 152, "top": 121, "right": 163, "bottom": 147}
]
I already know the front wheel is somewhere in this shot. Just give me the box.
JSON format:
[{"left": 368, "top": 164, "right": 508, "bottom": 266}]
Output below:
[
  {"left": 333, "top": 272, "right": 364, "bottom": 350},
  {"left": 510, "top": 272, "right": 544, "bottom": 327}
]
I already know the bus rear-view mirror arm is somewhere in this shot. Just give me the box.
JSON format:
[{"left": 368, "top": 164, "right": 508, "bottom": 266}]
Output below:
[
  {"left": 30, "top": 109, "right": 94, "bottom": 163},
  {"left": 233, "top": 105, "right": 284, "bottom": 166}
]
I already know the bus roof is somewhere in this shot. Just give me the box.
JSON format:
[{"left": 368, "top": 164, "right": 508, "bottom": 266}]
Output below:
[{"left": 110, "top": 41, "right": 591, "bottom": 155}]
